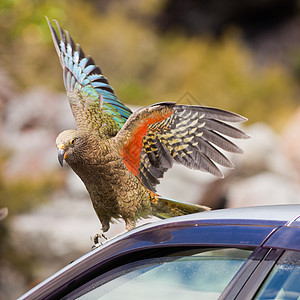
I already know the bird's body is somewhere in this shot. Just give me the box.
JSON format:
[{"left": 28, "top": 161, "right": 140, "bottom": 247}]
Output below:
[
  {"left": 59, "top": 132, "right": 154, "bottom": 231},
  {"left": 48, "top": 18, "right": 249, "bottom": 233}
]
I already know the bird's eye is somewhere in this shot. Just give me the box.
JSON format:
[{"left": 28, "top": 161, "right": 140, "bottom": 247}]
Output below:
[{"left": 70, "top": 139, "right": 75, "bottom": 145}]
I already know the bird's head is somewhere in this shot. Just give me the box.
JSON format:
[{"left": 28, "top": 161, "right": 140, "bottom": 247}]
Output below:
[{"left": 56, "top": 129, "right": 80, "bottom": 167}]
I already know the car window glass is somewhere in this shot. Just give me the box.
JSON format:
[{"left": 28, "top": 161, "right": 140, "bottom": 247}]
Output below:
[
  {"left": 67, "top": 248, "right": 252, "bottom": 300},
  {"left": 254, "top": 250, "right": 300, "bottom": 300}
]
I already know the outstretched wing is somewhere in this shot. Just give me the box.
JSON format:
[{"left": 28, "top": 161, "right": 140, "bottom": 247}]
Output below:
[
  {"left": 47, "top": 18, "right": 132, "bottom": 138},
  {"left": 117, "top": 103, "right": 249, "bottom": 192}
]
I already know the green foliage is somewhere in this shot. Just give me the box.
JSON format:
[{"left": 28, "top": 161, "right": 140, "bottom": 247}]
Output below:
[
  {"left": 0, "top": 0, "right": 67, "bottom": 89},
  {"left": 0, "top": 0, "right": 298, "bottom": 130},
  {"left": 146, "top": 33, "right": 298, "bottom": 130},
  {"left": 65, "top": 8, "right": 298, "bottom": 130}
]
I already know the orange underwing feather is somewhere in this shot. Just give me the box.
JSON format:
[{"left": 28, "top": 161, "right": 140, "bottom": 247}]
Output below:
[{"left": 120, "top": 108, "right": 173, "bottom": 176}]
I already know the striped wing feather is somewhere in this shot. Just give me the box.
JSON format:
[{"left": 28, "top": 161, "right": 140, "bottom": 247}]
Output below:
[
  {"left": 47, "top": 18, "right": 132, "bottom": 137},
  {"left": 118, "top": 103, "right": 248, "bottom": 192}
]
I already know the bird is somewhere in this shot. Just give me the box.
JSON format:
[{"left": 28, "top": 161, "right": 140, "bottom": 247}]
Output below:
[{"left": 47, "top": 18, "right": 249, "bottom": 236}]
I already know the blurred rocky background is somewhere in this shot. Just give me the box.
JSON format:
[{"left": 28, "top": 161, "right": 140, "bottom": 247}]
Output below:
[{"left": 1, "top": 0, "right": 300, "bottom": 298}]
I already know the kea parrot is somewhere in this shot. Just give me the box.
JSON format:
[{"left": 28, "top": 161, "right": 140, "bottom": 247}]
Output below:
[{"left": 47, "top": 18, "right": 249, "bottom": 237}]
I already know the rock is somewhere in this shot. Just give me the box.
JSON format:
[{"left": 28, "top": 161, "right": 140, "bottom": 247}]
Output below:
[
  {"left": 227, "top": 172, "right": 300, "bottom": 208},
  {"left": 11, "top": 195, "right": 100, "bottom": 256},
  {"left": 157, "top": 164, "right": 215, "bottom": 204},
  {"left": 10, "top": 194, "right": 105, "bottom": 287},
  {"left": 0, "top": 261, "right": 27, "bottom": 300},
  {"left": 1, "top": 87, "right": 76, "bottom": 178},
  {"left": 199, "top": 122, "right": 300, "bottom": 209},
  {"left": 282, "top": 106, "right": 300, "bottom": 180},
  {"left": 234, "top": 122, "right": 297, "bottom": 179},
  {"left": 0, "top": 207, "right": 8, "bottom": 221},
  {"left": 0, "top": 70, "right": 16, "bottom": 120}
]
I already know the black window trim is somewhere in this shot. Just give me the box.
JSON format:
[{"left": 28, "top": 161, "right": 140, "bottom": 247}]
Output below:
[
  {"left": 230, "top": 248, "right": 284, "bottom": 300},
  {"left": 219, "top": 247, "right": 269, "bottom": 300}
]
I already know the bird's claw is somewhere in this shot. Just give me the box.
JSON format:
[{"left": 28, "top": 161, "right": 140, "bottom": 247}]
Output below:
[{"left": 91, "top": 231, "right": 108, "bottom": 249}]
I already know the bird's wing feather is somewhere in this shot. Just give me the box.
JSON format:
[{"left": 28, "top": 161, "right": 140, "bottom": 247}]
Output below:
[
  {"left": 47, "top": 18, "right": 132, "bottom": 137},
  {"left": 117, "top": 103, "right": 249, "bottom": 192}
]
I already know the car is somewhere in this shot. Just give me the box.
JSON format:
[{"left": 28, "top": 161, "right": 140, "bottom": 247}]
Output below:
[{"left": 18, "top": 204, "right": 300, "bottom": 300}]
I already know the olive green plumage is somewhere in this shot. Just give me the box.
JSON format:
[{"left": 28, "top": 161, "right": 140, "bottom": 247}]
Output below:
[{"left": 48, "top": 18, "right": 249, "bottom": 233}]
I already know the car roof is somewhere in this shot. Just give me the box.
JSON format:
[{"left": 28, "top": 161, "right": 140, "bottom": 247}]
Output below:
[
  {"left": 120, "top": 204, "right": 300, "bottom": 234},
  {"left": 18, "top": 204, "right": 300, "bottom": 300},
  {"left": 166, "top": 204, "right": 300, "bottom": 224}
]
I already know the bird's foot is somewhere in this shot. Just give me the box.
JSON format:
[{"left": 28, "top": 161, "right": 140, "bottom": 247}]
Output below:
[{"left": 91, "top": 231, "right": 108, "bottom": 249}]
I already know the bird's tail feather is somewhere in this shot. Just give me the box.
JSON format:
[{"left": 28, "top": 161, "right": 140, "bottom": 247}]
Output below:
[{"left": 152, "top": 196, "right": 211, "bottom": 219}]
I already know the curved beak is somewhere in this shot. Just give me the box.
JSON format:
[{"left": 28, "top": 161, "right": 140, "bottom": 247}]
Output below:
[{"left": 57, "top": 148, "right": 65, "bottom": 167}]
